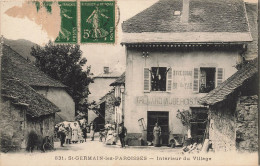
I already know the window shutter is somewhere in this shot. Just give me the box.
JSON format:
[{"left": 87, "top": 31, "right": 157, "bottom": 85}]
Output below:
[
  {"left": 166, "top": 68, "right": 172, "bottom": 92},
  {"left": 144, "top": 68, "right": 150, "bottom": 92},
  {"left": 193, "top": 68, "right": 199, "bottom": 93},
  {"left": 216, "top": 68, "right": 224, "bottom": 87}
]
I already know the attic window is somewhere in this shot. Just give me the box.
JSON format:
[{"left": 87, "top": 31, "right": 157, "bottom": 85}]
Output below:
[{"left": 174, "top": 11, "right": 181, "bottom": 16}]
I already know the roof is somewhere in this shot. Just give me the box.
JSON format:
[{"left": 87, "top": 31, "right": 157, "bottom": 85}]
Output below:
[
  {"left": 122, "top": 0, "right": 252, "bottom": 43},
  {"left": 199, "top": 58, "right": 258, "bottom": 105},
  {"left": 1, "top": 44, "right": 66, "bottom": 88},
  {"left": 244, "top": 3, "right": 258, "bottom": 58},
  {"left": 94, "top": 70, "right": 121, "bottom": 78},
  {"left": 110, "top": 72, "right": 125, "bottom": 86},
  {"left": 1, "top": 77, "right": 60, "bottom": 117},
  {"left": 99, "top": 90, "right": 115, "bottom": 105}
]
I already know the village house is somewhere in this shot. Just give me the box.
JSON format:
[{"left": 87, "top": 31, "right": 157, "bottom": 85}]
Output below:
[
  {"left": 110, "top": 72, "right": 126, "bottom": 125},
  {"left": 89, "top": 72, "right": 125, "bottom": 132},
  {"left": 121, "top": 0, "right": 253, "bottom": 146},
  {"left": 0, "top": 77, "right": 60, "bottom": 152},
  {"left": 1, "top": 44, "right": 75, "bottom": 123},
  {"left": 199, "top": 2, "right": 258, "bottom": 153},
  {"left": 199, "top": 58, "right": 258, "bottom": 152},
  {"left": 88, "top": 67, "right": 121, "bottom": 127}
]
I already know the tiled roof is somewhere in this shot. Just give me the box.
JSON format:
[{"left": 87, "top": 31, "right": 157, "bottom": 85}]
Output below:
[
  {"left": 123, "top": 0, "right": 249, "bottom": 33},
  {"left": 110, "top": 72, "right": 125, "bottom": 86},
  {"left": 122, "top": 0, "right": 252, "bottom": 43},
  {"left": 199, "top": 58, "right": 258, "bottom": 105},
  {"left": 245, "top": 3, "right": 258, "bottom": 58},
  {"left": 1, "top": 77, "right": 60, "bottom": 117},
  {"left": 1, "top": 44, "right": 66, "bottom": 88}
]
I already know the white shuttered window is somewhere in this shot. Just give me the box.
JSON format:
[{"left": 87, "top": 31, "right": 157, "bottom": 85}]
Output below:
[
  {"left": 143, "top": 68, "right": 150, "bottom": 92},
  {"left": 193, "top": 68, "right": 199, "bottom": 93},
  {"left": 166, "top": 68, "right": 172, "bottom": 92},
  {"left": 216, "top": 68, "right": 224, "bottom": 87}
]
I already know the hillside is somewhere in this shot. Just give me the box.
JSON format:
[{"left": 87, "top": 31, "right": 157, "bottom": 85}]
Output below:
[{"left": 3, "top": 38, "right": 37, "bottom": 62}]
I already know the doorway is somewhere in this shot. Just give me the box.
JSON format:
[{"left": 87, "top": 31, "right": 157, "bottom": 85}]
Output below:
[{"left": 147, "top": 111, "right": 169, "bottom": 145}]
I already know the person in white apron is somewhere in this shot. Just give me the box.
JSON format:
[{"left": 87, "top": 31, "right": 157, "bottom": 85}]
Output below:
[{"left": 71, "top": 122, "right": 79, "bottom": 143}]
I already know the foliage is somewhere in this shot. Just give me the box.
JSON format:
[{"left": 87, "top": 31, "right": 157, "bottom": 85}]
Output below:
[
  {"left": 176, "top": 109, "right": 192, "bottom": 127},
  {"left": 114, "top": 97, "right": 121, "bottom": 106},
  {"left": 31, "top": 41, "right": 93, "bottom": 115}
]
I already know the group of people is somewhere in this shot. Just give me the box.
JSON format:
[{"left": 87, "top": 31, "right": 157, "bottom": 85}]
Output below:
[
  {"left": 57, "top": 122, "right": 88, "bottom": 147},
  {"left": 56, "top": 120, "right": 128, "bottom": 148},
  {"left": 99, "top": 121, "right": 127, "bottom": 148}
]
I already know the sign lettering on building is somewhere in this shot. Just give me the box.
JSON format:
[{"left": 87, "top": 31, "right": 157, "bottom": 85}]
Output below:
[
  {"left": 172, "top": 70, "right": 193, "bottom": 90},
  {"left": 136, "top": 96, "right": 200, "bottom": 106}
]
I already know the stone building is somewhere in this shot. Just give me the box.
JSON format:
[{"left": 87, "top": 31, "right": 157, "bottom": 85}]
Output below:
[
  {"left": 110, "top": 72, "right": 125, "bottom": 125},
  {"left": 121, "top": 0, "right": 253, "bottom": 146},
  {"left": 88, "top": 67, "right": 121, "bottom": 125},
  {"left": 2, "top": 44, "right": 75, "bottom": 123},
  {"left": 91, "top": 72, "right": 126, "bottom": 131},
  {"left": 0, "top": 77, "right": 60, "bottom": 152},
  {"left": 199, "top": 59, "right": 258, "bottom": 152}
]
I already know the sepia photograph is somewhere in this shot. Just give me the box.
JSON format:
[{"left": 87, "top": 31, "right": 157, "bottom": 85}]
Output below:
[{"left": 0, "top": 0, "right": 258, "bottom": 166}]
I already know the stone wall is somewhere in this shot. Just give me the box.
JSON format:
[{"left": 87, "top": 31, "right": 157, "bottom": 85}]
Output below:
[
  {"left": 104, "top": 92, "right": 115, "bottom": 124},
  {"left": 0, "top": 100, "right": 25, "bottom": 152},
  {"left": 25, "top": 114, "right": 56, "bottom": 149},
  {"left": 235, "top": 95, "right": 258, "bottom": 152},
  {"left": 209, "top": 95, "right": 258, "bottom": 152},
  {"left": 0, "top": 99, "right": 56, "bottom": 152},
  {"left": 209, "top": 100, "right": 236, "bottom": 152}
]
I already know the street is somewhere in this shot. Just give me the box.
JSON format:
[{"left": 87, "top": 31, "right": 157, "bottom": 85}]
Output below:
[{"left": 0, "top": 135, "right": 257, "bottom": 166}]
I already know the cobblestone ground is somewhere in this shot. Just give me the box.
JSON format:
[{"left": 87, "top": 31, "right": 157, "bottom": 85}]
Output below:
[{"left": 0, "top": 135, "right": 257, "bottom": 166}]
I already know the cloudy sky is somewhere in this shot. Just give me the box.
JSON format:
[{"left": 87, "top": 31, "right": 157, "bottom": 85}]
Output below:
[{"left": 1, "top": 0, "right": 257, "bottom": 75}]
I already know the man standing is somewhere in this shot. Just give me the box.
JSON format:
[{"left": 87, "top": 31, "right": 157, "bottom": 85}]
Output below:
[
  {"left": 58, "top": 123, "right": 66, "bottom": 147},
  {"left": 118, "top": 122, "right": 127, "bottom": 148},
  {"left": 65, "top": 123, "right": 72, "bottom": 144}
]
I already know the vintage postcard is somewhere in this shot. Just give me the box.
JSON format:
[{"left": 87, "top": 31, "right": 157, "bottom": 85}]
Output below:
[{"left": 0, "top": 0, "right": 258, "bottom": 166}]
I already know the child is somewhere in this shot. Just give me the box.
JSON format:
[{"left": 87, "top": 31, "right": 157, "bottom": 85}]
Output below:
[
  {"left": 79, "top": 132, "right": 85, "bottom": 143},
  {"left": 99, "top": 128, "right": 107, "bottom": 142}
]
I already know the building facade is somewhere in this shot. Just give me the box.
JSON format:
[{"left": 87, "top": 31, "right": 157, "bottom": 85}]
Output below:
[
  {"left": 110, "top": 72, "right": 125, "bottom": 125},
  {"left": 0, "top": 78, "right": 59, "bottom": 152},
  {"left": 88, "top": 67, "right": 121, "bottom": 124},
  {"left": 121, "top": 0, "right": 253, "bottom": 145},
  {"left": 2, "top": 44, "right": 75, "bottom": 123},
  {"left": 199, "top": 59, "right": 258, "bottom": 152}
]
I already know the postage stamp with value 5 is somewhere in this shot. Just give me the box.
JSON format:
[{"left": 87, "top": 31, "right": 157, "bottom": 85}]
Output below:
[{"left": 80, "top": 1, "right": 115, "bottom": 43}]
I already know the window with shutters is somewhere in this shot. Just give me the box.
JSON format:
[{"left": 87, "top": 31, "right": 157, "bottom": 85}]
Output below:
[
  {"left": 199, "top": 67, "right": 215, "bottom": 93},
  {"left": 151, "top": 67, "right": 167, "bottom": 91}
]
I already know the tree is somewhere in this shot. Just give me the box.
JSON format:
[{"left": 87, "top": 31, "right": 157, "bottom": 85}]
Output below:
[
  {"left": 176, "top": 109, "right": 193, "bottom": 138},
  {"left": 31, "top": 41, "right": 93, "bottom": 116}
]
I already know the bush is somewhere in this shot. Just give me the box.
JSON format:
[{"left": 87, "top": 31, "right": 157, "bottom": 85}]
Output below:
[{"left": 26, "top": 131, "right": 39, "bottom": 152}]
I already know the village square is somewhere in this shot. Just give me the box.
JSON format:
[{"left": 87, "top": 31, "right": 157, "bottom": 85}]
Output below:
[{"left": 0, "top": 0, "right": 258, "bottom": 165}]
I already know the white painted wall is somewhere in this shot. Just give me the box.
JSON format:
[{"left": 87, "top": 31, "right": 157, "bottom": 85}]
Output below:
[
  {"left": 36, "top": 87, "right": 75, "bottom": 122},
  {"left": 125, "top": 47, "right": 240, "bottom": 135}
]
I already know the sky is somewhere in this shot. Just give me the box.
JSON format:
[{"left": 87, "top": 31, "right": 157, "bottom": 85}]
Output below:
[{"left": 0, "top": 0, "right": 258, "bottom": 75}]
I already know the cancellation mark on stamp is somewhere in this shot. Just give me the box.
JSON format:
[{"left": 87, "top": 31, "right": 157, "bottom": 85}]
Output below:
[{"left": 80, "top": 1, "right": 115, "bottom": 43}]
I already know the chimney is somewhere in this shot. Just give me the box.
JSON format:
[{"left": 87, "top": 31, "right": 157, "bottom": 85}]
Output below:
[
  {"left": 181, "top": 0, "right": 189, "bottom": 23},
  {"left": 104, "top": 66, "right": 109, "bottom": 74}
]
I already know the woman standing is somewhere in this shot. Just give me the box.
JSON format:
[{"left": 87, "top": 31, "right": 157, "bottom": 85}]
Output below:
[
  {"left": 71, "top": 122, "right": 79, "bottom": 143},
  {"left": 90, "top": 122, "right": 96, "bottom": 141},
  {"left": 153, "top": 123, "right": 161, "bottom": 147}
]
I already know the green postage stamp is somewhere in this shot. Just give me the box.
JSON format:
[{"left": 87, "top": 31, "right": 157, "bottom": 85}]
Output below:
[
  {"left": 55, "top": 2, "right": 77, "bottom": 43},
  {"left": 80, "top": 1, "right": 115, "bottom": 43}
]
